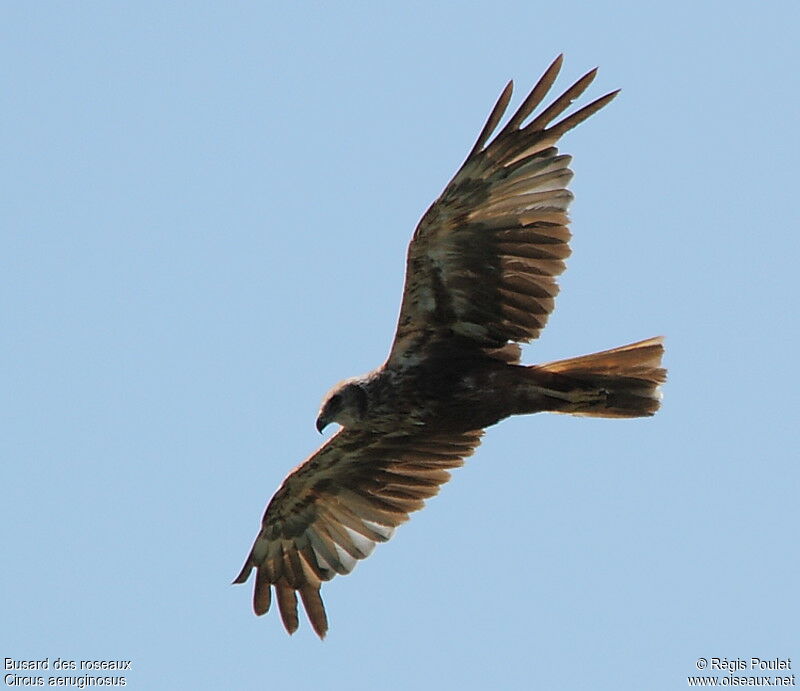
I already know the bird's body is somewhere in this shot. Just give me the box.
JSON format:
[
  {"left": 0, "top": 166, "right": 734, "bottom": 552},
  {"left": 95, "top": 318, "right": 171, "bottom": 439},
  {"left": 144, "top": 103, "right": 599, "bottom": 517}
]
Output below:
[
  {"left": 235, "top": 56, "right": 666, "bottom": 638},
  {"left": 325, "top": 346, "right": 519, "bottom": 435}
]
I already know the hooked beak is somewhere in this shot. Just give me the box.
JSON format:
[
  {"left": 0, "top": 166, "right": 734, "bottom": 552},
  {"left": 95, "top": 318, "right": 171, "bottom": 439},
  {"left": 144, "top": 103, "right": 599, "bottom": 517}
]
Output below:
[{"left": 315, "top": 414, "right": 330, "bottom": 434}]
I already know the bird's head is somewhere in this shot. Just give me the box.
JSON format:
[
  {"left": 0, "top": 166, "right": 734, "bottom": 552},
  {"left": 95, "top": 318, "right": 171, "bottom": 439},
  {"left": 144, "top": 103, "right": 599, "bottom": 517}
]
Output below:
[{"left": 316, "top": 379, "right": 369, "bottom": 433}]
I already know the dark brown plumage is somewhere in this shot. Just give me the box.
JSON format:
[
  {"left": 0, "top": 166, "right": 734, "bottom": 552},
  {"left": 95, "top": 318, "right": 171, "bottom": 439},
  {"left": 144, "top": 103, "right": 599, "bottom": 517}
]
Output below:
[{"left": 234, "top": 56, "right": 666, "bottom": 638}]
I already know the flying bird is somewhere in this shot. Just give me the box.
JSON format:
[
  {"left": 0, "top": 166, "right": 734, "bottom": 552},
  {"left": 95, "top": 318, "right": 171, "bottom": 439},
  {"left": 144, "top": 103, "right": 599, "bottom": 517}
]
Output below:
[{"left": 235, "top": 55, "right": 666, "bottom": 638}]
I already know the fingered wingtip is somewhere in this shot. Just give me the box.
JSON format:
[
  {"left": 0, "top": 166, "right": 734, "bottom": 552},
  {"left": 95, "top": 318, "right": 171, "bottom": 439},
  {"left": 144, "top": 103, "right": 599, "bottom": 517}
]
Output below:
[
  {"left": 232, "top": 559, "right": 253, "bottom": 585},
  {"left": 546, "top": 54, "right": 564, "bottom": 80},
  {"left": 467, "top": 78, "right": 515, "bottom": 158}
]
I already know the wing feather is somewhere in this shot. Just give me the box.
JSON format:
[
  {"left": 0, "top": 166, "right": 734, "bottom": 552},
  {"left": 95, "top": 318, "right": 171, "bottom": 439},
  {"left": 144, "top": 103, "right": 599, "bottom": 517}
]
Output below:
[
  {"left": 525, "top": 67, "right": 597, "bottom": 133},
  {"left": 388, "top": 59, "right": 617, "bottom": 365},
  {"left": 498, "top": 54, "right": 564, "bottom": 136},
  {"left": 467, "top": 80, "right": 514, "bottom": 159},
  {"left": 275, "top": 581, "right": 299, "bottom": 635},
  {"left": 298, "top": 585, "right": 328, "bottom": 639},
  {"left": 253, "top": 566, "right": 272, "bottom": 616},
  {"left": 234, "top": 428, "right": 482, "bottom": 638}
]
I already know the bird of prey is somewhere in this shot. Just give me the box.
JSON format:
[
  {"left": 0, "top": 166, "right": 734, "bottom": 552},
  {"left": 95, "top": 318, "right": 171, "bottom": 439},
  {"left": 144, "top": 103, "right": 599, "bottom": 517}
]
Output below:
[{"left": 235, "top": 55, "right": 666, "bottom": 638}]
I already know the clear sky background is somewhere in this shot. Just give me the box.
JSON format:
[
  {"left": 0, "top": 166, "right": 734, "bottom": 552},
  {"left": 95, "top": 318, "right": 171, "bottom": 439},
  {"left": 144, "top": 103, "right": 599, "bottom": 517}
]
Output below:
[{"left": 2, "top": 2, "right": 798, "bottom": 690}]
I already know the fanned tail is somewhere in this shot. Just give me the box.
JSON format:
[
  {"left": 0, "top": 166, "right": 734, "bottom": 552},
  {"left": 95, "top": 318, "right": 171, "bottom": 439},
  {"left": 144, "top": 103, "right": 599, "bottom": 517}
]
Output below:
[{"left": 529, "top": 337, "right": 666, "bottom": 418}]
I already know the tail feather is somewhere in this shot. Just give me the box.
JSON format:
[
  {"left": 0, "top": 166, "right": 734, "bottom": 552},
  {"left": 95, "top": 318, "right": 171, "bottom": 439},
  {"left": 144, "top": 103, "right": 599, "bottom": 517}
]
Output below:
[{"left": 530, "top": 337, "right": 666, "bottom": 418}]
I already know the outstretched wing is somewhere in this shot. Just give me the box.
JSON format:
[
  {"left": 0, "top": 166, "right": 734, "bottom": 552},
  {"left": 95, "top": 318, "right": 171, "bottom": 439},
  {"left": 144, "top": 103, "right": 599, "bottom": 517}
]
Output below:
[
  {"left": 234, "top": 427, "right": 483, "bottom": 638},
  {"left": 389, "top": 56, "right": 618, "bottom": 366}
]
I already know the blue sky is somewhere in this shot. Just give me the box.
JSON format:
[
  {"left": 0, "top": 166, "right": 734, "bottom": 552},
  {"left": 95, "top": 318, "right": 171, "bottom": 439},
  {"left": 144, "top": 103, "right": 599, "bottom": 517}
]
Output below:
[{"left": 2, "top": 2, "right": 798, "bottom": 689}]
